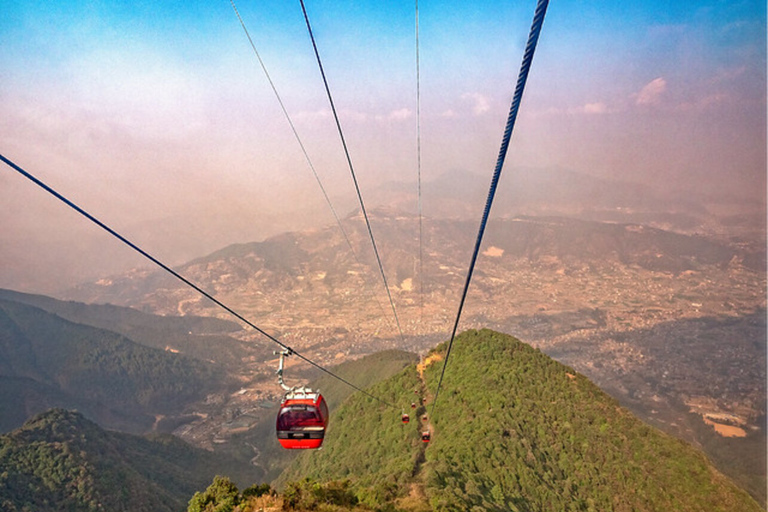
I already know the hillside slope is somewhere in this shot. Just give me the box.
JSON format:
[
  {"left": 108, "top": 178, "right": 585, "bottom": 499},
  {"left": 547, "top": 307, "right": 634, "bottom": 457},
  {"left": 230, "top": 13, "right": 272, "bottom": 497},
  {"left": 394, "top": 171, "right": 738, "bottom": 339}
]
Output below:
[
  {"left": 0, "top": 288, "right": 256, "bottom": 368},
  {"left": 0, "top": 409, "right": 257, "bottom": 512},
  {"left": 278, "top": 329, "right": 762, "bottom": 511},
  {"left": 222, "top": 349, "right": 420, "bottom": 483},
  {"left": 0, "top": 298, "right": 231, "bottom": 433}
]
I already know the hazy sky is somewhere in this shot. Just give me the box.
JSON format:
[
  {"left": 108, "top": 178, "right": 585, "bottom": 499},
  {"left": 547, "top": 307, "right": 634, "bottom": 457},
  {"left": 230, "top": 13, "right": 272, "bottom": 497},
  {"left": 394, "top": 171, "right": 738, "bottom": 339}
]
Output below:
[{"left": 1, "top": 0, "right": 765, "bottom": 293}]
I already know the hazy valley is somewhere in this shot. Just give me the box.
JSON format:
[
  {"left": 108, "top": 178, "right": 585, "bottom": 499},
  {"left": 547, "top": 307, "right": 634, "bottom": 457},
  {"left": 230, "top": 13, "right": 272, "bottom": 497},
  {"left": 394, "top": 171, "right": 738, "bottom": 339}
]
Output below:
[
  {"left": 1, "top": 169, "right": 765, "bottom": 506},
  {"left": 46, "top": 187, "right": 766, "bottom": 503}
]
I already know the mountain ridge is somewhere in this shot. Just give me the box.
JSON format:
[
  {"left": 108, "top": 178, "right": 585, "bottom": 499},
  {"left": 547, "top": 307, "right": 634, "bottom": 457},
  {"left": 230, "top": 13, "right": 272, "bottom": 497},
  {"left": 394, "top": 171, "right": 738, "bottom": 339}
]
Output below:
[
  {"left": 0, "top": 408, "right": 257, "bottom": 512},
  {"left": 0, "top": 297, "right": 232, "bottom": 433},
  {"left": 63, "top": 212, "right": 765, "bottom": 315},
  {"left": 276, "top": 329, "right": 762, "bottom": 511},
  {"left": 0, "top": 288, "right": 259, "bottom": 368}
]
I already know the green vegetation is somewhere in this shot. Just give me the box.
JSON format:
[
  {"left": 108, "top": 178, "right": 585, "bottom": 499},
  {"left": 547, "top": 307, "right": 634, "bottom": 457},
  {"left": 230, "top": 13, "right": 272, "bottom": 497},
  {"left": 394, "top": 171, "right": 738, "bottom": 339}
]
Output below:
[
  {"left": 5, "top": 329, "right": 760, "bottom": 511},
  {"left": 0, "top": 409, "right": 258, "bottom": 512},
  {"left": 420, "top": 330, "right": 760, "bottom": 511},
  {"left": 275, "top": 329, "right": 762, "bottom": 511},
  {"left": 185, "top": 476, "right": 367, "bottom": 512},
  {"left": 310, "top": 350, "right": 420, "bottom": 410},
  {"left": 276, "top": 362, "right": 424, "bottom": 507},
  {"left": 224, "top": 350, "right": 419, "bottom": 483},
  {"left": 0, "top": 288, "right": 256, "bottom": 367},
  {"left": 0, "top": 298, "right": 231, "bottom": 433},
  {"left": 681, "top": 408, "right": 766, "bottom": 505},
  {"left": 282, "top": 479, "right": 362, "bottom": 511},
  {"left": 187, "top": 476, "right": 272, "bottom": 512}
]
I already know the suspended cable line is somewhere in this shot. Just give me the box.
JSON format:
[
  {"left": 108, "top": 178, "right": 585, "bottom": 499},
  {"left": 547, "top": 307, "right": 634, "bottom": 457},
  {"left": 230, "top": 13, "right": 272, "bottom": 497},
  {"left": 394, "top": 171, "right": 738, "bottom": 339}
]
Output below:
[
  {"left": 430, "top": 0, "right": 550, "bottom": 417},
  {"left": 229, "top": 0, "right": 341, "bottom": 236},
  {"left": 228, "top": 0, "right": 401, "bottom": 341},
  {"left": 415, "top": 0, "right": 425, "bottom": 323},
  {"left": 0, "top": 152, "right": 397, "bottom": 410},
  {"left": 298, "top": 0, "right": 405, "bottom": 342}
]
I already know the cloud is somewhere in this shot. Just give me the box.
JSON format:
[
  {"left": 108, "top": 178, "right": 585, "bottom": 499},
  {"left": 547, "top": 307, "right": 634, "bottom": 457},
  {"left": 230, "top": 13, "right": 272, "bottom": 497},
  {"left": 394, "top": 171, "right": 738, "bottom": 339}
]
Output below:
[
  {"left": 295, "top": 109, "right": 332, "bottom": 122},
  {"left": 294, "top": 108, "right": 368, "bottom": 123},
  {"left": 390, "top": 108, "right": 412, "bottom": 120},
  {"left": 63, "top": 49, "right": 210, "bottom": 140},
  {"left": 635, "top": 77, "right": 667, "bottom": 106},
  {"left": 461, "top": 92, "right": 491, "bottom": 115},
  {"left": 376, "top": 108, "right": 412, "bottom": 122},
  {"left": 675, "top": 92, "right": 730, "bottom": 112},
  {"left": 580, "top": 102, "right": 609, "bottom": 114},
  {"left": 531, "top": 102, "right": 611, "bottom": 117}
]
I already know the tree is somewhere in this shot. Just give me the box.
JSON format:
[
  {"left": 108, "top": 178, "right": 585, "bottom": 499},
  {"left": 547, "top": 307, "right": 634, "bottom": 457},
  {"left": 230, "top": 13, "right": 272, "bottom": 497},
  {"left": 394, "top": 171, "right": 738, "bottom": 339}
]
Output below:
[{"left": 187, "top": 476, "right": 241, "bottom": 512}]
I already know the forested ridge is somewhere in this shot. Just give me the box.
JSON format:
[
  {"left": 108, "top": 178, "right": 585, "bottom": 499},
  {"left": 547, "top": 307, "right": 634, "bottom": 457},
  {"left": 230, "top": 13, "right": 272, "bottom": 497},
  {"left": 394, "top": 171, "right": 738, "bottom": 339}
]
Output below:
[
  {"left": 0, "top": 298, "right": 231, "bottom": 433},
  {"left": 0, "top": 409, "right": 257, "bottom": 512},
  {"left": 221, "top": 350, "right": 420, "bottom": 484},
  {"left": 271, "top": 329, "right": 761, "bottom": 511},
  {"left": 0, "top": 288, "right": 253, "bottom": 367},
  {"left": 1, "top": 328, "right": 761, "bottom": 511}
]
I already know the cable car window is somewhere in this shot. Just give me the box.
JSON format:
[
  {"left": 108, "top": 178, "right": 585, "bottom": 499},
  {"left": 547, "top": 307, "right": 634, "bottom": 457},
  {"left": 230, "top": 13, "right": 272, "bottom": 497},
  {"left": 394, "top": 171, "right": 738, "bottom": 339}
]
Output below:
[{"left": 277, "top": 405, "right": 323, "bottom": 430}]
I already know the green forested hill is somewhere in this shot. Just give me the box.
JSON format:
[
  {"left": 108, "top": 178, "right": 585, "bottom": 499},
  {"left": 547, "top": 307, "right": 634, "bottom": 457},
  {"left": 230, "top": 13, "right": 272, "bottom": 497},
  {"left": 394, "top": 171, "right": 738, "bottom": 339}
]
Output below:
[
  {"left": 309, "top": 350, "right": 420, "bottom": 411},
  {"left": 0, "top": 409, "right": 257, "bottom": 512},
  {"left": 0, "top": 288, "right": 257, "bottom": 368},
  {"left": 0, "top": 298, "right": 231, "bottom": 433},
  {"left": 222, "top": 349, "right": 420, "bottom": 484},
  {"left": 276, "top": 329, "right": 762, "bottom": 511}
]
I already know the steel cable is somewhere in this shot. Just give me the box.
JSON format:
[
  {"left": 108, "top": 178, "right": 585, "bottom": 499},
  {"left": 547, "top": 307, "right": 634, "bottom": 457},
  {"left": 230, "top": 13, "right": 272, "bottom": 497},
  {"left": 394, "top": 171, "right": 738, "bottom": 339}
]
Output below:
[
  {"left": 298, "top": 0, "right": 405, "bottom": 342},
  {"left": 228, "top": 0, "right": 402, "bottom": 342},
  {"left": 0, "top": 152, "right": 398, "bottom": 409},
  {"left": 429, "top": 0, "right": 550, "bottom": 419}
]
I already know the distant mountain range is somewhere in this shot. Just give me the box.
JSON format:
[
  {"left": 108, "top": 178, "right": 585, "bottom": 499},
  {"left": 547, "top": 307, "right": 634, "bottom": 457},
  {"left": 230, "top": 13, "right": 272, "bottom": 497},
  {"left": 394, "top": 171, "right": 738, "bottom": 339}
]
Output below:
[
  {"left": 383, "top": 167, "right": 715, "bottom": 221},
  {"left": 4, "top": 166, "right": 763, "bottom": 295},
  {"left": 62, "top": 212, "right": 765, "bottom": 317}
]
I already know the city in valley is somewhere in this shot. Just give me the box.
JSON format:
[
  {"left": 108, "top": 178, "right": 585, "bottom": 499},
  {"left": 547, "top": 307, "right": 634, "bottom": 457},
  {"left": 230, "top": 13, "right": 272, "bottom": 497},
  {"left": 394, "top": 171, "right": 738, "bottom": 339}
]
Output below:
[{"left": 66, "top": 211, "right": 766, "bottom": 466}]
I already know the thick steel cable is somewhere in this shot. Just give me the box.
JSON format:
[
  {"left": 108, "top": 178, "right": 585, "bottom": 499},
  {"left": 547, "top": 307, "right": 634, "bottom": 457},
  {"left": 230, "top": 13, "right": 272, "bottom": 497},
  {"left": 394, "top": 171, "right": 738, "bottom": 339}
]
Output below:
[
  {"left": 0, "top": 153, "right": 397, "bottom": 409},
  {"left": 429, "top": 0, "right": 550, "bottom": 418},
  {"left": 298, "top": 0, "right": 405, "bottom": 342},
  {"left": 228, "top": 0, "right": 401, "bottom": 341}
]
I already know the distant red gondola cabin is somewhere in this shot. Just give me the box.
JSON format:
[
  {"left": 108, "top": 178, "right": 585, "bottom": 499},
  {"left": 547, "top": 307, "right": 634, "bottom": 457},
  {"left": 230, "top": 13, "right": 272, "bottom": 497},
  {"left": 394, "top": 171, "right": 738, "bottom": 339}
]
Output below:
[
  {"left": 402, "top": 414, "right": 410, "bottom": 424},
  {"left": 276, "top": 388, "right": 328, "bottom": 449},
  {"left": 421, "top": 431, "right": 431, "bottom": 442}
]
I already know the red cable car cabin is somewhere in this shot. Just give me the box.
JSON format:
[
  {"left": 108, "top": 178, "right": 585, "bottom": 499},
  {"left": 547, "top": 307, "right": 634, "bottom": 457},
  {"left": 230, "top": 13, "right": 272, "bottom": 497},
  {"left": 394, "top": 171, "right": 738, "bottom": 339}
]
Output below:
[{"left": 276, "top": 388, "right": 329, "bottom": 449}]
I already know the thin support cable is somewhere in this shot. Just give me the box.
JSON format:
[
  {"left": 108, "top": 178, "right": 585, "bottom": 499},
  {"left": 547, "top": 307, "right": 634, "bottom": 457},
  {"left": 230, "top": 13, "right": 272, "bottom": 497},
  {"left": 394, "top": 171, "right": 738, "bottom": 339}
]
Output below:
[
  {"left": 298, "top": 0, "right": 405, "bottom": 343},
  {"left": 0, "top": 153, "right": 397, "bottom": 410},
  {"left": 229, "top": 0, "right": 400, "bottom": 340},
  {"left": 230, "top": 0, "right": 340, "bottom": 236},
  {"left": 429, "top": 0, "right": 550, "bottom": 418},
  {"left": 416, "top": 0, "right": 425, "bottom": 324}
]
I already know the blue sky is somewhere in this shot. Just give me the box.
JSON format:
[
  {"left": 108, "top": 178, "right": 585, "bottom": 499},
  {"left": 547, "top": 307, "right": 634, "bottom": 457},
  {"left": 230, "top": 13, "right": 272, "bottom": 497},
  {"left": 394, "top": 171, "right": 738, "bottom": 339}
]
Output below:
[{"left": 0, "top": 0, "right": 765, "bottom": 292}]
